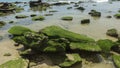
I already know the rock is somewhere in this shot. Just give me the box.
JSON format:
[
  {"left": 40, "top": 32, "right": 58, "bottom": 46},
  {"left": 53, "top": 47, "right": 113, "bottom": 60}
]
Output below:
[
  {"left": 8, "top": 26, "right": 32, "bottom": 35},
  {"left": 112, "top": 55, "right": 120, "bottom": 68},
  {"left": 70, "top": 42, "right": 101, "bottom": 52},
  {"left": 3, "top": 53, "right": 11, "bottom": 56},
  {"left": 0, "top": 58, "right": 29, "bottom": 68},
  {"left": 0, "top": 21, "right": 6, "bottom": 27},
  {"left": 111, "top": 44, "right": 120, "bottom": 54},
  {"left": 106, "top": 28, "right": 118, "bottom": 38},
  {"left": 81, "top": 19, "right": 90, "bottom": 24},
  {"left": 15, "top": 6, "right": 24, "bottom": 13},
  {"left": 15, "top": 15, "right": 28, "bottom": 19},
  {"left": 67, "top": 7, "right": 72, "bottom": 9},
  {"left": 59, "top": 53, "right": 82, "bottom": 68},
  {"left": 30, "top": 14, "right": 37, "bottom": 17},
  {"left": 52, "top": 2, "right": 69, "bottom": 5},
  {"left": 76, "top": 7, "right": 85, "bottom": 11},
  {"left": 106, "top": 16, "right": 112, "bottom": 18},
  {"left": 97, "top": 39, "right": 115, "bottom": 53},
  {"left": 44, "top": 14, "right": 53, "bottom": 16},
  {"left": 32, "top": 15, "right": 45, "bottom": 21},
  {"left": 14, "top": 43, "right": 20, "bottom": 46},
  {"left": 9, "top": 21, "right": 14, "bottom": 24},
  {"left": 49, "top": 10, "right": 58, "bottom": 12},
  {"left": 114, "top": 14, "right": 120, "bottom": 19},
  {"left": 88, "top": 10, "right": 101, "bottom": 17},
  {"left": 61, "top": 16, "right": 73, "bottom": 21},
  {"left": 41, "top": 26, "right": 94, "bottom": 43}
]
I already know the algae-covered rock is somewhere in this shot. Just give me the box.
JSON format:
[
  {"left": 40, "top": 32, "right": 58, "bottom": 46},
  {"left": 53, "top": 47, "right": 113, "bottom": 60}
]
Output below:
[
  {"left": 89, "top": 10, "right": 101, "bottom": 17},
  {"left": 112, "top": 55, "right": 120, "bottom": 68},
  {"left": 106, "top": 28, "right": 118, "bottom": 38},
  {"left": 81, "top": 19, "right": 90, "bottom": 24},
  {"left": 70, "top": 42, "right": 101, "bottom": 52},
  {"left": 0, "top": 58, "right": 28, "bottom": 68},
  {"left": 15, "top": 15, "right": 28, "bottom": 19},
  {"left": 97, "top": 39, "right": 115, "bottom": 53},
  {"left": 76, "top": 7, "right": 85, "bottom": 11},
  {"left": 41, "top": 26, "right": 94, "bottom": 43},
  {"left": 59, "top": 53, "right": 82, "bottom": 68},
  {"left": 114, "top": 14, "right": 120, "bottom": 19},
  {"left": 61, "top": 16, "right": 73, "bottom": 21},
  {"left": 8, "top": 26, "right": 32, "bottom": 35},
  {"left": 0, "top": 21, "right": 6, "bottom": 27},
  {"left": 32, "top": 15, "right": 45, "bottom": 21}
]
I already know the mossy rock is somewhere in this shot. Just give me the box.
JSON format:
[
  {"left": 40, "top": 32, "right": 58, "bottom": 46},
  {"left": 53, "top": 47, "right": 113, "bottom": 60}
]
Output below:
[
  {"left": 0, "top": 58, "right": 28, "bottom": 68},
  {"left": 41, "top": 26, "right": 94, "bottom": 43},
  {"left": 30, "top": 14, "right": 37, "bottom": 17},
  {"left": 8, "top": 26, "right": 32, "bottom": 35},
  {"left": 0, "top": 21, "right": 6, "bottom": 27},
  {"left": 114, "top": 14, "right": 120, "bottom": 19},
  {"left": 32, "top": 15, "right": 45, "bottom": 21},
  {"left": 88, "top": 10, "right": 101, "bottom": 17},
  {"left": 61, "top": 16, "right": 73, "bottom": 21},
  {"left": 9, "top": 21, "right": 14, "bottom": 24},
  {"left": 112, "top": 55, "right": 120, "bottom": 68},
  {"left": 76, "top": 7, "right": 85, "bottom": 11},
  {"left": 81, "top": 19, "right": 90, "bottom": 24},
  {"left": 70, "top": 42, "right": 101, "bottom": 52},
  {"left": 97, "top": 39, "right": 115, "bottom": 53},
  {"left": 106, "top": 28, "right": 118, "bottom": 38},
  {"left": 59, "top": 53, "right": 82, "bottom": 68},
  {"left": 15, "top": 15, "right": 28, "bottom": 19},
  {"left": 15, "top": 7, "right": 24, "bottom": 13}
]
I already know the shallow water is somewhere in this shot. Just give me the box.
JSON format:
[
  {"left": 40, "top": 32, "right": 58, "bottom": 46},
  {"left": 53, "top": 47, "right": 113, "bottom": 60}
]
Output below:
[{"left": 0, "top": 0, "right": 120, "bottom": 68}]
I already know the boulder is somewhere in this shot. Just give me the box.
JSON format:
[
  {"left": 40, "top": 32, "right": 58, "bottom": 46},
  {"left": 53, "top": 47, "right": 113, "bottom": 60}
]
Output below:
[
  {"left": 59, "top": 53, "right": 82, "bottom": 68},
  {"left": 112, "top": 55, "right": 120, "bottom": 68},
  {"left": 41, "top": 26, "right": 94, "bottom": 43},
  {"left": 8, "top": 26, "right": 32, "bottom": 35},
  {"left": 30, "top": 14, "right": 37, "bottom": 17},
  {"left": 15, "top": 15, "right": 28, "bottom": 19},
  {"left": 0, "top": 58, "right": 29, "bottom": 68},
  {"left": 76, "top": 7, "right": 85, "bottom": 11},
  {"left": 81, "top": 19, "right": 90, "bottom": 24},
  {"left": 88, "top": 10, "right": 101, "bottom": 17},
  {"left": 106, "top": 28, "right": 118, "bottom": 38},
  {"left": 32, "top": 15, "right": 45, "bottom": 21},
  {"left": 97, "top": 39, "right": 115, "bottom": 53},
  {"left": 61, "top": 16, "right": 73, "bottom": 21},
  {"left": 70, "top": 42, "right": 101, "bottom": 52}
]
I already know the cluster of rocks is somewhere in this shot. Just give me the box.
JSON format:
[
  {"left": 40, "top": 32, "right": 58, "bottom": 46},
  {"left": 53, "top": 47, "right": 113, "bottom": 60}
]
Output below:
[{"left": 0, "top": 25, "right": 119, "bottom": 68}]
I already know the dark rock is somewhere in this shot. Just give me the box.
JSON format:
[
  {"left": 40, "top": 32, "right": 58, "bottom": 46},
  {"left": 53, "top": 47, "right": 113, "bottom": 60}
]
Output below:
[
  {"left": 76, "top": 7, "right": 85, "bottom": 11},
  {"left": 106, "top": 16, "right": 112, "bottom": 18},
  {"left": 81, "top": 19, "right": 90, "bottom": 24},
  {"left": 30, "top": 14, "right": 37, "bottom": 17},
  {"left": 14, "top": 43, "right": 20, "bottom": 46},
  {"left": 114, "top": 14, "right": 120, "bottom": 19},
  {"left": 106, "top": 28, "right": 118, "bottom": 38},
  {"left": 15, "top": 15, "right": 28, "bottom": 19},
  {"left": 0, "top": 21, "right": 5, "bottom": 27},
  {"left": 88, "top": 10, "right": 101, "bottom": 17},
  {"left": 61, "top": 16, "right": 73, "bottom": 21}
]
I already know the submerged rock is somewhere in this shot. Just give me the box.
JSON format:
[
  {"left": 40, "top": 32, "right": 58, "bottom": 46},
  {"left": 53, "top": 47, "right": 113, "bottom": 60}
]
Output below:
[
  {"left": 30, "top": 14, "right": 37, "bottom": 17},
  {"left": 88, "top": 10, "right": 101, "bottom": 17},
  {"left": 32, "top": 15, "right": 45, "bottom": 21},
  {"left": 70, "top": 42, "right": 101, "bottom": 52},
  {"left": 112, "top": 55, "right": 120, "bottom": 68},
  {"left": 8, "top": 26, "right": 32, "bottom": 35},
  {"left": 61, "top": 16, "right": 73, "bottom": 21},
  {"left": 81, "top": 19, "right": 90, "bottom": 24},
  {"left": 41, "top": 26, "right": 94, "bottom": 43},
  {"left": 59, "top": 53, "right": 82, "bottom": 68},
  {"left": 76, "top": 7, "right": 85, "bottom": 11},
  {"left": 0, "top": 21, "right": 5, "bottom": 27},
  {"left": 44, "top": 14, "right": 53, "bottom": 16},
  {"left": 15, "top": 15, "right": 28, "bottom": 19},
  {"left": 106, "top": 28, "right": 118, "bottom": 38},
  {"left": 0, "top": 58, "right": 29, "bottom": 68}
]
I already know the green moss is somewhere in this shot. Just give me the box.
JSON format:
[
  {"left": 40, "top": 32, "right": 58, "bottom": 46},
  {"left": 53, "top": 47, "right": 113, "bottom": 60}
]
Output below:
[
  {"left": 70, "top": 42, "right": 101, "bottom": 52},
  {"left": 114, "top": 14, "right": 120, "bottom": 18},
  {"left": 59, "top": 53, "right": 82, "bottom": 68},
  {"left": 112, "top": 55, "right": 120, "bottom": 68},
  {"left": 41, "top": 26, "right": 94, "bottom": 43},
  {"left": 61, "top": 16, "right": 73, "bottom": 21},
  {"left": 15, "top": 15, "right": 28, "bottom": 19},
  {"left": 97, "top": 39, "right": 115, "bottom": 53},
  {"left": 0, "top": 58, "right": 28, "bottom": 68},
  {"left": 8, "top": 26, "right": 32, "bottom": 35},
  {"left": 32, "top": 15, "right": 45, "bottom": 21}
]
